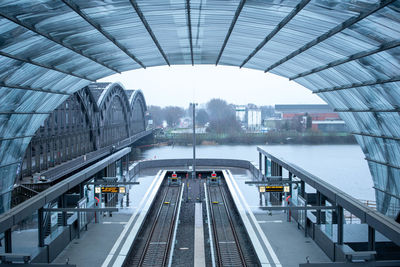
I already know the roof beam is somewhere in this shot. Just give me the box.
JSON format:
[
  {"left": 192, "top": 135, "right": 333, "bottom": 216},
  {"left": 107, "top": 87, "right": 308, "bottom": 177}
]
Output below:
[
  {"left": 264, "top": 0, "right": 395, "bottom": 73},
  {"left": 215, "top": 0, "right": 246, "bottom": 65},
  {"left": 0, "top": 11, "right": 120, "bottom": 74},
  {"left": 0, "top": 51, "right": 93, "bottom": 81},
  {"left": 290, "top": 39, "right": 400, "bottom": 80},
  {"left": 313, "top": 76, "right": 400, "bottom": 94},
  {"left": 186, "top": 0, "right": 194, "bottom": 65},
  {"left": 62, "top": 0, "right": 145, "bottom": 68},
  {"left": 373, "top": 186, "right": 400, "bottom": 200},
  {"left": 128, "top": 0, "right": 170, "bottom": 66},
  {"left": 0, "top": 82, "right": 71, "bottom": 95},
  {"left": 0, "top": 161, "right": 20, "bottom": 169},
  {"left": 351, "top": 132, "right": 400, "bottom": 141},
  {"left": 0, "top": 135, "right": 35, "bottom": 142},
  {"left": 365, "top": 157, "right": 400, "bottom": 170},
  {"left": 335, "top": 108, "right": 400, "bottom": 113},
  {"left": 0, "top": 111, "right": 52, "bottom": 115},
  {"left": 240, "top": 0, "right": 310, "bottom": 68}
]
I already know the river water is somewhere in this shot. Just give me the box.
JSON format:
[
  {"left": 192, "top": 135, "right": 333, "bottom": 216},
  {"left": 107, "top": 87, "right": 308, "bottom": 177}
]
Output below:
[{"left": 137, "top": 144, "right": 374, "bottom": 201}]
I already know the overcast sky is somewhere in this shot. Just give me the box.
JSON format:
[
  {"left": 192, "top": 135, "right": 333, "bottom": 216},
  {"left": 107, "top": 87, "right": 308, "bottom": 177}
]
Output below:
[{"left": 99, "top": 65, "right": 326, "bottom": 108}]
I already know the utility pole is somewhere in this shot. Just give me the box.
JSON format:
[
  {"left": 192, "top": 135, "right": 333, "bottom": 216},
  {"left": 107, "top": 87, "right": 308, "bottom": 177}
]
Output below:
[{"left": 191, "top": 103, "right": 197, "bottom": 179}]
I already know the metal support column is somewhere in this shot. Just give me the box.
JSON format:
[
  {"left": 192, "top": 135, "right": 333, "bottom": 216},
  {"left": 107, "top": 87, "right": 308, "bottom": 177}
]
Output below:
[
  {"left": 61, "top": 195, "right": 67, "bottom": 226},
  {"left": 264, "top": 156, "right": 268, "bottom": 177},
  {"left": 337, "top": 206, "right": 344, "bottom": 245},
  {"left": 79, "top": 183, "right": 84, "bottom": 199},
  {"left": 35, "top": 142, "right": 40, "bottom": 173},
  {"left": 125, "top": 154, "right": 129, "bottom": 178},
  {"left": 38, "top": 208, "right": 44, "bottom": 247},
  {"left": 26, "top": 142, "right": 32, "bottom": 176},
  {"left": 43, "top": 139, "right": 48, "bottom": 170},
  {"left": 49, "top": 138, "right": 54, "bottom": 167},
  {"left": 271, "top": 161, "right": 275, "bottom": 176},
  {"left": 316, "top": 191, "right": 321, "bottom": 225},
  {"left": 368, "top": 226, "right": 376, "bottom": 251},
  {"left": 300, "top": 180, "right": 305, "bottom": 198},
  {"left": 321, "top": 195, "right": 326, "bottom": 223},
  {"left": 5, "top": 228, "right": 12, "bottom": 253},
  {"left": 259, "top": 152, "right": 262, "bottom": 173}
]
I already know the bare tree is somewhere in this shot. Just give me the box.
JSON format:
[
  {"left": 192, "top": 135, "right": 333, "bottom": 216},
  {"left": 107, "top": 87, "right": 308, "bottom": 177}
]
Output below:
[
  {"left": 148, "top": 105, "right": 163, "bottom": 127},
  {"left": 206, "top": 98, "right": 242, "bottom": 133},
  {"left": 163, "top": 106, "right": 185, "bottom": 127}
]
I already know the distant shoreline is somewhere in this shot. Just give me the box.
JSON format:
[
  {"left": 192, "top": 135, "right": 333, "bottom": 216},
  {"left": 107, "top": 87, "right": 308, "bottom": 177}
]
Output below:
[{"left": 153, "top": 132, "right": 357, "bottom": 145}]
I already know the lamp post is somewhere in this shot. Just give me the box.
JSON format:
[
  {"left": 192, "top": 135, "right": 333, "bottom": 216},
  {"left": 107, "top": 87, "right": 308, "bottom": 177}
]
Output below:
[{"left": 191, "top": 103, "right": 198, "bottom": 179}]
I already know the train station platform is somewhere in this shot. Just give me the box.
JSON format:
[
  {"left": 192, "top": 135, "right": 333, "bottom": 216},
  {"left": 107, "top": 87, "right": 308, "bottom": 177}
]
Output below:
[{"left": 51, "top": 164, "right": 330, "bottom": 267}]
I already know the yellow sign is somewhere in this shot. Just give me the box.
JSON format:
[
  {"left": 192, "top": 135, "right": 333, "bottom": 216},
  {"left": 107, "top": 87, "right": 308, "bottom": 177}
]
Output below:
[
  {"left": 266, "top": 186, "right": 284, "bottom": 192},
  {"left": 259, "top": 186, "right": 266, "bottom": 193},
  {"left": 284, "top": 186, "right": 290, "bottom": 193},
  {"left": 101, "top": 187, "right": 119, "bottom": 193}
]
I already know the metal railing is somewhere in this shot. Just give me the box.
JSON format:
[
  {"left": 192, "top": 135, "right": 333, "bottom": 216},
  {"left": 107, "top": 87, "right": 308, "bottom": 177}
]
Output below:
[{"left": 256, "top": 146, "right": 400, "bottom": 247}]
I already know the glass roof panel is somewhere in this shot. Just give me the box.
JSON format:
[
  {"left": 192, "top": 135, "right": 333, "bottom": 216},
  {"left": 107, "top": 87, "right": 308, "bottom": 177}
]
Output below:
[{"left": 0, "top": 0, "right": 399, "bottom": 216}]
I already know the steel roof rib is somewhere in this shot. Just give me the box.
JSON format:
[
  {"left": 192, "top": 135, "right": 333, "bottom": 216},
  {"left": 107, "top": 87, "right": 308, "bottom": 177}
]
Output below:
[
  {"left": 366, "top": 157, "right": 400, "bottom": 170},
  {"left": 215, "top": 0, "right": 246, "bottom": 66},
  {"left": 0, "top": 51, "right": 93, "bottom": 81},
  {"left": 313, "top": 76, "right": 400, "bottom": 94},
  {"left": 290, "top": 40, "right": 400, "bottom": 80},
  {"left": 0, "top": 82, "right": 71, "bottom": 95},
  {"left": 335, "top": 108, "right": 400, "bottom": 112},
  {"left": 352, "top": 132, "right": 400, "bottom": 141},
  {"left": 62, "top": 0, "right": 146, "bottom": 69},
  {"left": 186, "top": 0, "right": 194, "bottom": 65},
  {"left": 264, "top": 0, "right": 396, "bottom": 73},
  {"left": 129, "top": 0, "right": 170, "bottom": 66},
  {"left": 0, "top": 10, "right": 120, "bottom": 74},
  {"left": 240, "top": 0, "right": 311, "bottom": 68}
]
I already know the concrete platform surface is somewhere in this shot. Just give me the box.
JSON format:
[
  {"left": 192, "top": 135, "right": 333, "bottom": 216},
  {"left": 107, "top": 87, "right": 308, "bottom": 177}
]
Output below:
[
  {"left": 53, "top": 213, "right": 130, "bottom": 266},
  {"left": 52, "top": 166, "right": 332, "bottom": 267},
  {"left": 255, "top": 212, "right": 330, "bottom": 267}
]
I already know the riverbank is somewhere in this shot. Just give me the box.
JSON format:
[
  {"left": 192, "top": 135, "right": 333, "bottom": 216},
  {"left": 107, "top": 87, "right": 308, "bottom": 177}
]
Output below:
[
  {"left": 154, "top": 131, "right": 356, "bottom": 145},
  {"left": 136, "top": 144, "right": 374, "bottom": 201}
]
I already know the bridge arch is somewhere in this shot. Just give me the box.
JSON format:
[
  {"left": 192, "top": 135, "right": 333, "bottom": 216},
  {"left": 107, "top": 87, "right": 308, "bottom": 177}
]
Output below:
[
  {"left": 129, "top": 90, "right": 147, "bottom": 134},
  {"left": 97, "top": 83, "right": 131, "bottom": 147}
]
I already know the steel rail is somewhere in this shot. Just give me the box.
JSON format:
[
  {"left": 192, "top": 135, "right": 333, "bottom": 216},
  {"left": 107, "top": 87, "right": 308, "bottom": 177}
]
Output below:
[
  {"left": 167, "top": 184, "right": 184, "bottom": 267},
  {"left": 220, "top": 186, "right": 247, "bottom": 267},
  {"left": 214, "top": 187, "right": 233, "bottom": 266},
  {"left": 208, "top": 184, "right": 247, "bottom": 267},
  {"left": 138, "top": 186, "right": 171, "bottom": 266},
  {"left": 138, "top": 186, "right": 180, "bottom": 266},
  {"left": 162, "top": 186, "right": 181, "bottom": 266},
  {"left": 207, "top": 186, "right": 223, "bottom": 266},
  {"left": 204, "top": 183, "right": 216, "bottom": 267}
]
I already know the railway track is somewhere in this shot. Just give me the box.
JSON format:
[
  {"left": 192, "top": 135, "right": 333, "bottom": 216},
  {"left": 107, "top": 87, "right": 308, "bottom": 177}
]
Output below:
[
  {"left": 207, "top": 184, "right": 247, "bottom": 267},
  {"left": 129, "top": 185, "right": 181, "bottom": 266}
]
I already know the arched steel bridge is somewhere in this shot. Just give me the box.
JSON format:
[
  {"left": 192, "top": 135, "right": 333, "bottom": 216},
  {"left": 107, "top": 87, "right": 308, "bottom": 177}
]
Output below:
[
  {"left": 0, "top": 0, "right": 399, "bottom": 217},
  {"left": 3, "top": 82, "right": 149, "bottom": 212},
  {"left": 19, "top": 81, "right": 147, "bottom": 179}
]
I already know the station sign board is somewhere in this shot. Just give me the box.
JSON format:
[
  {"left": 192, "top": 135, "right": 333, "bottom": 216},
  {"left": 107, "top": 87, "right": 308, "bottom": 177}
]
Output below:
[
  {"left": 95, "top": 186, "right": 126, "bottom": 193},
  {"left": 258, "top": 186, "right": 284, "bottom": 192},
  {"left": 101, "top": 186, "right": 119, "bottom": 193}
]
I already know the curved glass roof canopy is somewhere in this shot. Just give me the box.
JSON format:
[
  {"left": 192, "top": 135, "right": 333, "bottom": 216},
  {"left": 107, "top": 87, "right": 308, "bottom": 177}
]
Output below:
[{"left": 0, "top": 0, "right": 399, "bottom": 216}]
